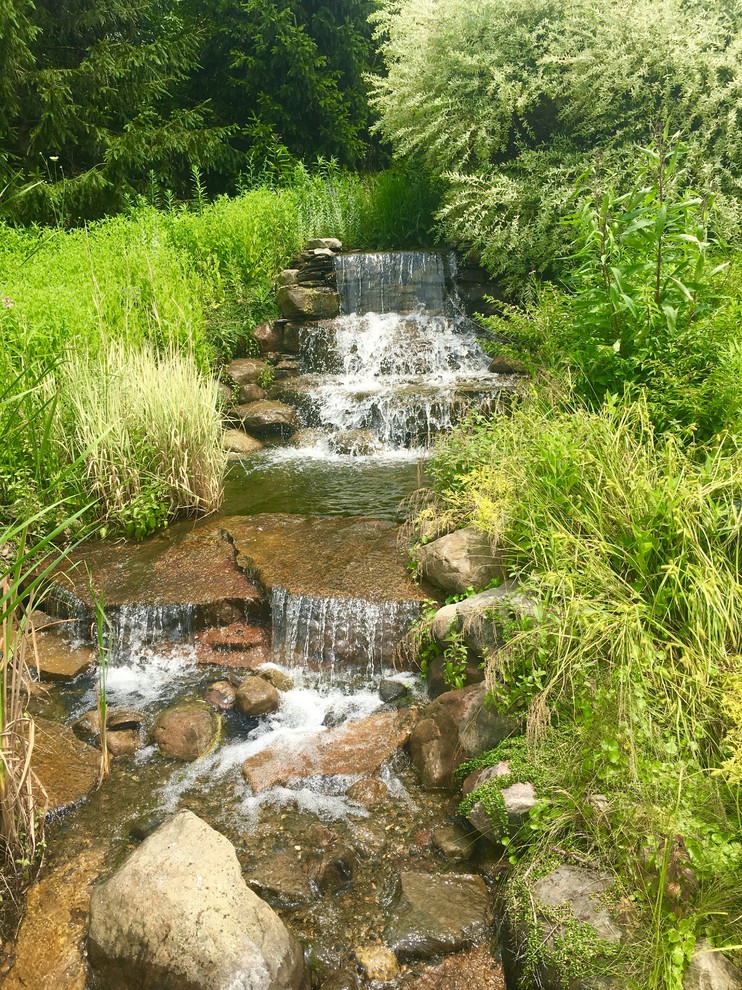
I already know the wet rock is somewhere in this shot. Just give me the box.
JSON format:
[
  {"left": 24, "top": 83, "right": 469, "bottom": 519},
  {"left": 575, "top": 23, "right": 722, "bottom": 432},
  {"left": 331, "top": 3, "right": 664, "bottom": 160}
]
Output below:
[
  {"left": 224, "top": 428, "right": 264, "bottom": 457},
  {"left": 88, "top": 811, "right": 306, "bottom": 990},
  {"left": 226, "top": 357, "right": 271, "bottom": 387},
  {"left": 205, "top": 679, "right": 237, "bottom": 710},
  {"left": 307, "top": 238, "right": 342, "bottom": 251},
  {"left": 237, "top": 400, "right": 300, "bottom": 438},
  {"left": 348, "top": 825, "right": 384, "bottom": 862},
  {"left": 347, "top": 777, "right": 389, "bottom": 809},
  {"left": 282, "top": 322, "right": 305, "bottom": 354},
  {"left": 323, "top": 709, "right": 346, "bottom": 728},
  {"left": 4, "top": 847, "right": 106, "bottom": 990},
  {"left": 31, "top": 631, "right": 95, "bottom": 681},
  {"left": 379, "top": 678, "right": 409, "bottom": 703},
  {"left": 406, "top": 945, "right": 506, "bottom": 990},
  {"left": 129, "top": 815, "right": 167, "bottom": 842},
  {"left": 321, "top": 969, "right": 359, "bottom": 990},
  {"left": 248, "top": 850, "right": 315, "bottom": 909},
  {"left": 431, "top": 823, "right": 476, "bottom": 861},
  {"left": 106, "top": 728, "right": 141, "bottom": 758},
  {"left": 354, "top": 945, "right": 399, "bottom": 983},
  {"left": 277, "top": 285, "right": 340, "bottom": 321},
  {"left": 200, "top": 622, "right": 270, "bottom": 650},
  {"left": 253, "top": 320, "right": 284, "bottom": 353},
  {"left": 329, "top": 429, "right": 383, "bottom": 456},
  {"left": 313, "top": 845, "right": 357, "bottom": 893},
  {"left": 502, "top": 865, "right": 624, "bottom": 990},
  {"left": 417, "top": 528, "right": 504, "bottom": 595},
  {"left": 33, "top": 717, "right": 100, "bottom": 813},
  {"left": 150, "top": 701, "right": 221, "bottom": 761},
  {"left": 291, "top": 427, "right": 326, "bottom": 449},
  {"left": 273, "top": 358, "right": 301, "bottom": 379},
  {"left": 239, "top": 383, "right": 268, "bottom": 404},
  {"left": 384, "top": 871, "right": 491, "bottom": 960},
  {"left": 195, "top": 642, "right": 272, "bottom": 671},
  {"left": 488, "top": 355, "right": 529, "bottom": 375},
  {"left": 236, "top": 674, "right": 280, "bottom": 716},
  {"left": 408, "top": 684, "right": 517, "bottom": 790},
  {"left": 242, "top": 709, "right": 417, "bottom": 792},
  {"left": 684, "top": 941, "right": 742, "bottom": 990},
  {"left": 257, "top": 665, "right": 294, "bottom": 692}
]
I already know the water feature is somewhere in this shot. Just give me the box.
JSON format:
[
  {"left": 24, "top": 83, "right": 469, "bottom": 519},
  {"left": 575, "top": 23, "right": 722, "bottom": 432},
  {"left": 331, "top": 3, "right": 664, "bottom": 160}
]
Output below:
[{"left": 20, "top": 249, "right": 509, "bottom": 990}]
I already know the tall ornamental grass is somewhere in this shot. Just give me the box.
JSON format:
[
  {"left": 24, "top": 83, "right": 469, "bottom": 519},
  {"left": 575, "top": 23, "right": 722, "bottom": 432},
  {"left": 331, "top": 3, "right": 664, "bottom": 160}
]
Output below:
[
  {"left": 425, "top": 389, "right": 742, "bottom": 984},
  {"left": 58, "top": 343, "right": 227, "bottom": 539}
]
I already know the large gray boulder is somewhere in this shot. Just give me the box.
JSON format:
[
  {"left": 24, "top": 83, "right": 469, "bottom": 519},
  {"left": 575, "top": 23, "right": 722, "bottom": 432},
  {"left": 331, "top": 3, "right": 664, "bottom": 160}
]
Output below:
[
  {"left": 429, "top": 580, "right": 535, "bottom": 656},
  {"left": 417, "top": 527, "right": 504, "bottom": 595},
  {"left": 88, "top": 811, "right": 306, "bottom": 990},
  {"left": 408, "top": 684, "right": 518, "bottom": 790},
  {"left": 684, "top": 943, "right": 742, "bottom": 990},
  {"left": 236, "top": 400, "right": 300, "bottom": 438},
  {"left": 502, "top": 865, "right": 624, "bottom": 990},
  {"left": 276, "top": 285, "right": 339, "bottom": 321}
]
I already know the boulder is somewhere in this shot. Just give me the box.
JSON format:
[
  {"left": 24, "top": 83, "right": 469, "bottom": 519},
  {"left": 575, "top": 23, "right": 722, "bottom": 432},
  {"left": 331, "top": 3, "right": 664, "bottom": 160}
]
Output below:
[
  {"left": 106, "top": 728, "right": 141, "bottom": 758},
  {"left": 257, "top": 665, "right": 294, "bottom": 692},
  {"left": 431, "top": 823, "right": 476, "bottom": 861},
  {"left": 276, "top": 285, "right": 339, "bottom": 321},
  {"left": 205, "top": 680, "right": 237, "bottom": 710},
  {"left": 31, "top": 631, "right": 95, "bottom": 681},
  {"left": 379, "top": 678, "right": 409, "bottom": 703},
  {"left": 277, "top": 269, "right": 299, "bottom": 288},
  {"left": 214, "top": 381, "right": 234, "bottom": 410},
  {"left": 236, "top": 400, "right": 300, "bottom": 438},
  {"left": 247, "top": 850, "right": 315, "bottom": 910},
  {"left": 150, "top": 701, "right": 221, "bottom": 761},
  {"left": 502, "top": 865, "right": 624, "bottom": 990},
  {"left": 417, "top": 528, "right": 504, "bottom": 595},
  {"left": 684, "top": 943, "right": 742, "bottom": 990},
  {"left": 236, "top": 675, "right": 280, "bottom": 717},
  {"left": 253, "top": 321, "right": 284, "bottom": 353},
  {"left": 329, "top": 429, "right": 383, "bottom": 456},
  {"left": 467, "top": 783, "right": 536, "bottom": 841},
  {"left": 88, "top": 811, "right": 306, "bottom": 990},
  {"left": 281, "top": 323, "right": 304, "bottom": 354},
  {"left": 429, "top": 580, "right": 533, "bottom": 646},
  {"left": 290, "top": 428, "right": 325, "bottom": 449},
  {"left": 243, "top": 709, "right": 417, "bottom": 793},
  {"left": 408, "top": 684, "right": 517, "bottom": 790},
  {"left": 384, "top": 871, "right": 491, "bottom": 960},
  {"left": 224, "top": 429, "right": 264, "bottom": 457},
  {"left": 226, "top": 357, "right": 271, "bottom": 387}
]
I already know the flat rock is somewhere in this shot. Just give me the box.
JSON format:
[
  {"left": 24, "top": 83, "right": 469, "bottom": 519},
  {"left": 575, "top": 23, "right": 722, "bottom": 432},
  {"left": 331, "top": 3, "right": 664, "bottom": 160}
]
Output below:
[
  {"left": 306, "top": 238, "right": 342, "bottom": 251},
  {"left": 88, "top": 811, "right": 305, "bottom": 990},
  {"left": 235, "top": 675, "right": 280, "bottom": 716},
  {"left": 224, "top": 428, "right": 264, "bottom": 456},
  {"left": 417, "top": 528, "right": 504, "bottom": 595},
  {"left": 276, "top": 285, "right": 340, "bottom": 321},
  {"left": 4, "top": 846, "right": 106, "bottom": 990},
  {"left": 384, "top": 871, "right": 491, "bottom": 960},
  {"left": 150, "top": 701, "right": 221, "bottom": 761},
  {"left": 407, "top": 946, "right": 505, "bottom": 990},
  {"left": 33, "top": 717, "right": 100, "bottom": 813},
  {"left": 409, "top": 684, "right": 518, "bottom": 790},
  {"left": 242, "top": 709, "right": 417, "bottom": 793},
  {"left": 30, "top": 632, "right": 95, "bottom": 681},
  {"left": 194, "top": 642, "right": 271, "bottom": 670},
  {"left": 199, "top": 622, "right": 269, "bottom": 650}
]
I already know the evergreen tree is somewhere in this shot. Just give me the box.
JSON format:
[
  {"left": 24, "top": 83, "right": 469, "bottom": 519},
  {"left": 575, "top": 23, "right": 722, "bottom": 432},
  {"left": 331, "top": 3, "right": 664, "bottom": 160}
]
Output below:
[{"left": 3, "top": 0, "right": 229, "bottom": 221}]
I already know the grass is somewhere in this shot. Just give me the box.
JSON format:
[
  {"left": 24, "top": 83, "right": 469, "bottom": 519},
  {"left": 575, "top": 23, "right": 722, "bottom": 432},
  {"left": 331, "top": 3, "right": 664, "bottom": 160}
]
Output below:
[{"left": 419, "top": 387, "right": 742, "bottom": 986}]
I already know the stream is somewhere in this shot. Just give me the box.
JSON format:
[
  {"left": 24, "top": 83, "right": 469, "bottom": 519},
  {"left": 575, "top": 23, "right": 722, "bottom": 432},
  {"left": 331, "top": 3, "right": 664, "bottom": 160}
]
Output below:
[{"left": 14, "top": 250, "right": 513, "bottom": 990}]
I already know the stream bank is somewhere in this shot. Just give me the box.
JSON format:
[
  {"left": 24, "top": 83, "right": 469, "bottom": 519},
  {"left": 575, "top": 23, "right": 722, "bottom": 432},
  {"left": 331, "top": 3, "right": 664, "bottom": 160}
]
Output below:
[{"left": 5, "top": 245, "right": 517, "bottom": 990}]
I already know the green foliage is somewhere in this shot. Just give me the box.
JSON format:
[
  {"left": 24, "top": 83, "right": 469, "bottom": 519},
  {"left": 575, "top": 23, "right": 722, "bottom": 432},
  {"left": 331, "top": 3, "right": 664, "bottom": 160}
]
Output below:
[
  {"left": 371, "top": 0, "right": 742, "bottom": 290},
  {"left": 481, "top": 140, "right": 740, "bottom": 439},
  {"left": 425, "top": 389, "right": 742, "bottom": 980}
]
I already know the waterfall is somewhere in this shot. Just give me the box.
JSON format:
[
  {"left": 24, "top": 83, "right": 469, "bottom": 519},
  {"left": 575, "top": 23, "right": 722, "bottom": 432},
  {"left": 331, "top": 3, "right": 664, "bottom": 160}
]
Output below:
[
  {"left": 334, "top": 250, "right": 458, "bottom": 316},
  {"left": 271, "top": 587, "right": 420, "bottom": 684}
]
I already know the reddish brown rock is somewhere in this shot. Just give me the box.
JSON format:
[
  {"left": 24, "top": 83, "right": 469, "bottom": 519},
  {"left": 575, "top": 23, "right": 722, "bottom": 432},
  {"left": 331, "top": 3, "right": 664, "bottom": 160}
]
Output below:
[
  {"left": 33, "top": 718, "right": 100, "bottom": 813},
  {"left": 347, "top": 777, "right": 389, "bottom": 810},
  {"left": 4, "top": 846, "right": 107, "bottom": 990},
  {"left": 106, "top": 729, "right": 141, "bottom": 758},
  {"left": 407, "top": 946, "right": 506, "bottom": 990},
  {"left": 235, "top": 676, "right": 280, "bottom": 717},
  {"left": 195, "top": 643, "right": 272, "bottom": 671},
  {"left": 199, "top": 623, "right": 270, "bottom": 650},
  {"left": 252, "top": 321, "right": 284, "bottom": 354},
  {"left": 150, "top": 702, "right": 221, "bottom": 761},
  {"left": 205, "top": 680, "right": 237, "bottom": 710},
  {"left": 242, "top": 709, "right": 417, "bottom": 793},
  {"left": 31, "top": 632, "right": 95, "bottom": 681},
  {"left": 238, "top": 383, "right": 268, "bottom": 404}
]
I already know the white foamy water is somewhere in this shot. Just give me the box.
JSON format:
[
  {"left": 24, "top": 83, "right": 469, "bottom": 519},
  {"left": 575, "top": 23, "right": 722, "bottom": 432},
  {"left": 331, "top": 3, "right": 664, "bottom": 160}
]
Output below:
[{"left": 157, "top": 679, "right": 394, "bottom": 824}]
